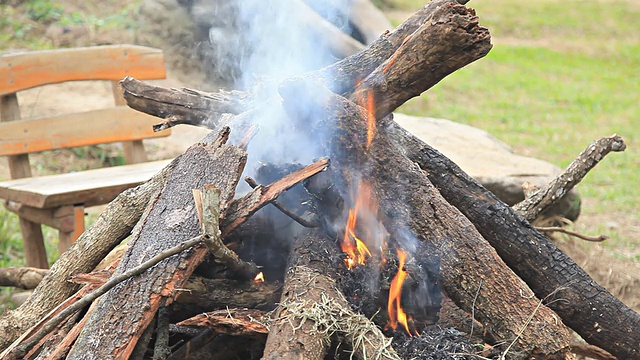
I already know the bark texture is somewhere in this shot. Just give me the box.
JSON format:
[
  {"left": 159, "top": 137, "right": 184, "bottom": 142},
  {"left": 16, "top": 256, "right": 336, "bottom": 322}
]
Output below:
[
  {"left": 284, "top": 82, "right": 573, "bottom": 358},
  {"left": 0, "top": 160, "right": 175, "bottom": 351},
  {"left": 66, "top": 134, "right": 246, "bottom": 359},
  {"left": 388, "top": 121, "right": 640, "bottom": 359}
]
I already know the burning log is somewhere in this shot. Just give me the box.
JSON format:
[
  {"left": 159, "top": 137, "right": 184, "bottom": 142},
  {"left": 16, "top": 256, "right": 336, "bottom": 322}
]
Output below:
[
  {"left": 263, "top": 228, "right": 400, "bottom": 360},
  {"left": 285, "top": 80, "right": 573, "bottom": 358}
]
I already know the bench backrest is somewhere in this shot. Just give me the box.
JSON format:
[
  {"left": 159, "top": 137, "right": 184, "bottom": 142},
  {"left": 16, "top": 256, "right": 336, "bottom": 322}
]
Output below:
[{"left": 0, "top": 45, "right": 171, "bottom": 180}]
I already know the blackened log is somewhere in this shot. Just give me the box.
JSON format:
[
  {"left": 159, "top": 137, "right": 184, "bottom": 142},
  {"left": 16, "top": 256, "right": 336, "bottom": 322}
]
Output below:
[
  {"left": 65, "top": 130, "right": 247, "bottom": 359},
  {"left": 388, "top": 121, "right": 640, "bottom": 359},
  {"left": 283, "top": 82, "right": 573, "bottom": 358},
  {"left": 263, "top": 229, "right": 399, "bottom": 360}
]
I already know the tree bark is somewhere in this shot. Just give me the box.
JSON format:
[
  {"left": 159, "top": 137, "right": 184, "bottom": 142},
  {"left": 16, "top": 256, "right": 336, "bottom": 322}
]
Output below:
[
  {"left": 66, "top": 131, "right": 247, "bottom": 359},
  {"left": 388, "top": 121, "right": 640, "bottom": 359},
  {"left": 263, "top": 229, "right": 399, "bottom": 360},
  {"left": 0, "top": 159, "right": 175, "bottom": 351},
  {"left": 0, "top": 267, "right": 47, "bottom": 289},
  {"left": 284, "top": 81, "right": 573, "bottom": 359}
]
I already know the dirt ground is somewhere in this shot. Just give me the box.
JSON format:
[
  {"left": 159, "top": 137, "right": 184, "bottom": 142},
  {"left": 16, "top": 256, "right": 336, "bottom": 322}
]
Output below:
[{"left": 2, "top": 0, "right": 638, "bottom": 314}]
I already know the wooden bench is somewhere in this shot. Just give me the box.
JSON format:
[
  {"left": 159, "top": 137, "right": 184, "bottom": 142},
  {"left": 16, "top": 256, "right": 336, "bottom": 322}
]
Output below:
[{"left": 0, "top": 45, "right": 172, "bottom": 268}]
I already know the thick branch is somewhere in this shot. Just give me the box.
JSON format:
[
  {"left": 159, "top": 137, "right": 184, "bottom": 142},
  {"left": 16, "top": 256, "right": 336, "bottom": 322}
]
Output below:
[
  {"left": 0, "top": 267, "right": 47, "bottom": 289},
  {"left": 388, "top": 121, "right": 640, "bottom": 359},
  {"left": 263, "top": 229, "right": 399, "bottom": 360},
  {"left": 513, "top": 134, "right": 626, "bottom": 221}
]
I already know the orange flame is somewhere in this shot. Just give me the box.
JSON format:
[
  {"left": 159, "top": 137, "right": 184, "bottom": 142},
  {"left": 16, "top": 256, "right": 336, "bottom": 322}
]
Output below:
[
  {"left": 254, "top": 272, "right": 264, "bottom": 282},
  {"left": 387, "top": 249, "right": 413, "bottom": 336},
  {"left": 342, "top": 207, "right": 372, "bottom": 269}
]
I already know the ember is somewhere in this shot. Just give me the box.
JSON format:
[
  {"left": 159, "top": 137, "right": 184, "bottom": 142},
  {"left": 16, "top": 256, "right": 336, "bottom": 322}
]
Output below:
[{"left": 254, "top": 272, "right": 265, "bottom": 282}]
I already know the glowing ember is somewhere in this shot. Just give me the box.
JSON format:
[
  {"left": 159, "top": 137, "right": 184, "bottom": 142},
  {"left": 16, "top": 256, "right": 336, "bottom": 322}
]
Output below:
[
  {"left": 254, "top": 272, "right": 265, "bottom": 282},
  {"left": 387, "top": 249, "right": 413, "bottom": 336}
]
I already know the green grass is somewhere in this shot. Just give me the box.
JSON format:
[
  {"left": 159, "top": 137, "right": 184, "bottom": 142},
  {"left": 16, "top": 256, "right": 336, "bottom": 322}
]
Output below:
[{"left": 389, "top": 0, "right": 640, "bottom": 256}]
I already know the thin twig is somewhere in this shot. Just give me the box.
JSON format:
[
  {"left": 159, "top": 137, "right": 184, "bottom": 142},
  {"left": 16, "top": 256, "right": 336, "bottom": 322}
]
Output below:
[
  {"left": 536, "top": 226, "right": 608, "bottom": 242},
  {"left": 5, "top": 234, "right": 208, "bottom": 360},
  {"left": 469, "top": 279, "right": 482, "bottom": 339},
  {"left": 244, "top": 176, "right": 319, "bottom": 228}
]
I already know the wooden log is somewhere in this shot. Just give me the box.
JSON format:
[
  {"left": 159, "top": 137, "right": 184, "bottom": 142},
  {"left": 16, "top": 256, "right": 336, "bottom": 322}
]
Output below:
[
  {"left": 65, "top": 130, "right": 247, "bottom": 359},
  {"left": 0, "top": 267, "right": 47, "bottom": 289},
  {"left": 177, "top": 309, "right": 268, "bottom": 338},
  {"left": 349, "top": 1, "right": 491, "bottom": 121},
  {"left": 221, "top": 158, "right": 329, "bottom": 236},
  {"left": 283, "top": 81, "right": 573, "bottom": 358},
  {"left": 387, "top": 120, "right": 640, "bottom": 360},
  {"left": 263, "top": 229, "right": 399, "bottom": 360},
  {"left": 120, "top": 0, "right": 466, "bottom": 131},
  {"left": 0, "top": 158, "right": 175, "bottom": 351},
  {"left": 513, "top": 134, "right": 626, "bottom": 221},
  {"left": 177, "top": 277, "right": 281, "bottom": 310}
]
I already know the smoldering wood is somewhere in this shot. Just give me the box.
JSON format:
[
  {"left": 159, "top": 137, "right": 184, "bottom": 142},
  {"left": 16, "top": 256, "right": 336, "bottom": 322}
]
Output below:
[
  {"left": 285, "top": 81, "right": 573, "bottom": 358},
  {"left": 65, "top": 131, "right": 247, "bottom": 359},
  {"left": 388, "top": 121, "right": 640, "bottom": 359},
  {"left": 120, "top": 1, "right": 466, "bottom": 132},
  {"left": 221, "top": 157, "right": 329, "bottom": 236},
  {"left": 513, "top": 134, "right": 626, "bottom": 221},
  {"left": 263, "top": 228, "right": 400, "bottom": 360},
  {"left": 0, "top": 267, "right": 47, "bottom": 289}
]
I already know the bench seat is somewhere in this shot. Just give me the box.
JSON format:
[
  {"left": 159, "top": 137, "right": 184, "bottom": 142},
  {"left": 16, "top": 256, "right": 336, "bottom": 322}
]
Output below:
[{"left": 0, "top": 159, "right": 172, "bottom": 209}]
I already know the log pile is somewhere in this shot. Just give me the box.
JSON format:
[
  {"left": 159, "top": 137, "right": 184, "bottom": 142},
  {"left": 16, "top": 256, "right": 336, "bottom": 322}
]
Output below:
[{"left": 1, "top": 1, "right": 638, "bottom": 359}]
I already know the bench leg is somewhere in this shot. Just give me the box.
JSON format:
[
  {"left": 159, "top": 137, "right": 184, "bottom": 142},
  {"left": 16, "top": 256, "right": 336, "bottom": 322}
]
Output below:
[
  {"left": 58, "top": 205, "right": 85, "bottom": 254},
  {"left": 18, "top": 217, "right": 49, "bottom": 269}
]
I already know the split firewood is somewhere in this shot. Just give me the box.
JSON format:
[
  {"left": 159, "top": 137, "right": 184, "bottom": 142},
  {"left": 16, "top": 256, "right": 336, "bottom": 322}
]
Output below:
[
  {"left": 0, "top": 267, "right": 47, "bottom": 289},
  {"left": 263, "top": 229, "right": 400, "bottom": 360},
  {"left": 177, "top": 308, "right": 268, "bottom": 338},
  {"left": 0, "top": 159, "right": 175, "bottom": 351},
  {"left": 64, "top": 129, "right": 247, "bottom": 359},
  {"left": 388, "top": 121, "right": 640, "bottom": 359},
  {"left": 513, "top": 134, "right": 626, "bottom": 221},
  {"left": 284, "top": 80, "right": 573, "bottom": 358}
]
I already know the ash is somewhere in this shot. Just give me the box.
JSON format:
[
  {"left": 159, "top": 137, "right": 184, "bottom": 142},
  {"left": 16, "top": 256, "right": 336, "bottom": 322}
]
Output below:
[{"left": 393, "top": 326, "right": 483, "bottom": 360}]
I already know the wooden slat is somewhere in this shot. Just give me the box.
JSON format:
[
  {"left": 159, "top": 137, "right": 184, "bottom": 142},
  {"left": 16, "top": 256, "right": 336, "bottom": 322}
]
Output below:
[
  {"left": 0, "top": 106, "right": 170, "bottom": 156},
  {"left": 0, "top": 45, "right": 166, "bottom": 96},
  {"left": 0, "top": 159, "right": 172, "bottom": 208}
]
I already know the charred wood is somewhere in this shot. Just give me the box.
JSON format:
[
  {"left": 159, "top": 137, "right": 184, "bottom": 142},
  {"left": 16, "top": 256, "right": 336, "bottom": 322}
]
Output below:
[
  {"left": 388, "top": 121, "right": 640, "bottom": 359},
  {"left": 286, "top": 81, "right": 573, "bottom": 358},
  {"left": 176, "top": 277, "right": 281, "bottom": 311}
]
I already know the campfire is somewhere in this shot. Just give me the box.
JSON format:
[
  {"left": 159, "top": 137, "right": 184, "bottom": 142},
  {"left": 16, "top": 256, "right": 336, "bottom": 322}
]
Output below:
[{"left": 1, "top": 1, "right": 637, "bottom": 359}]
